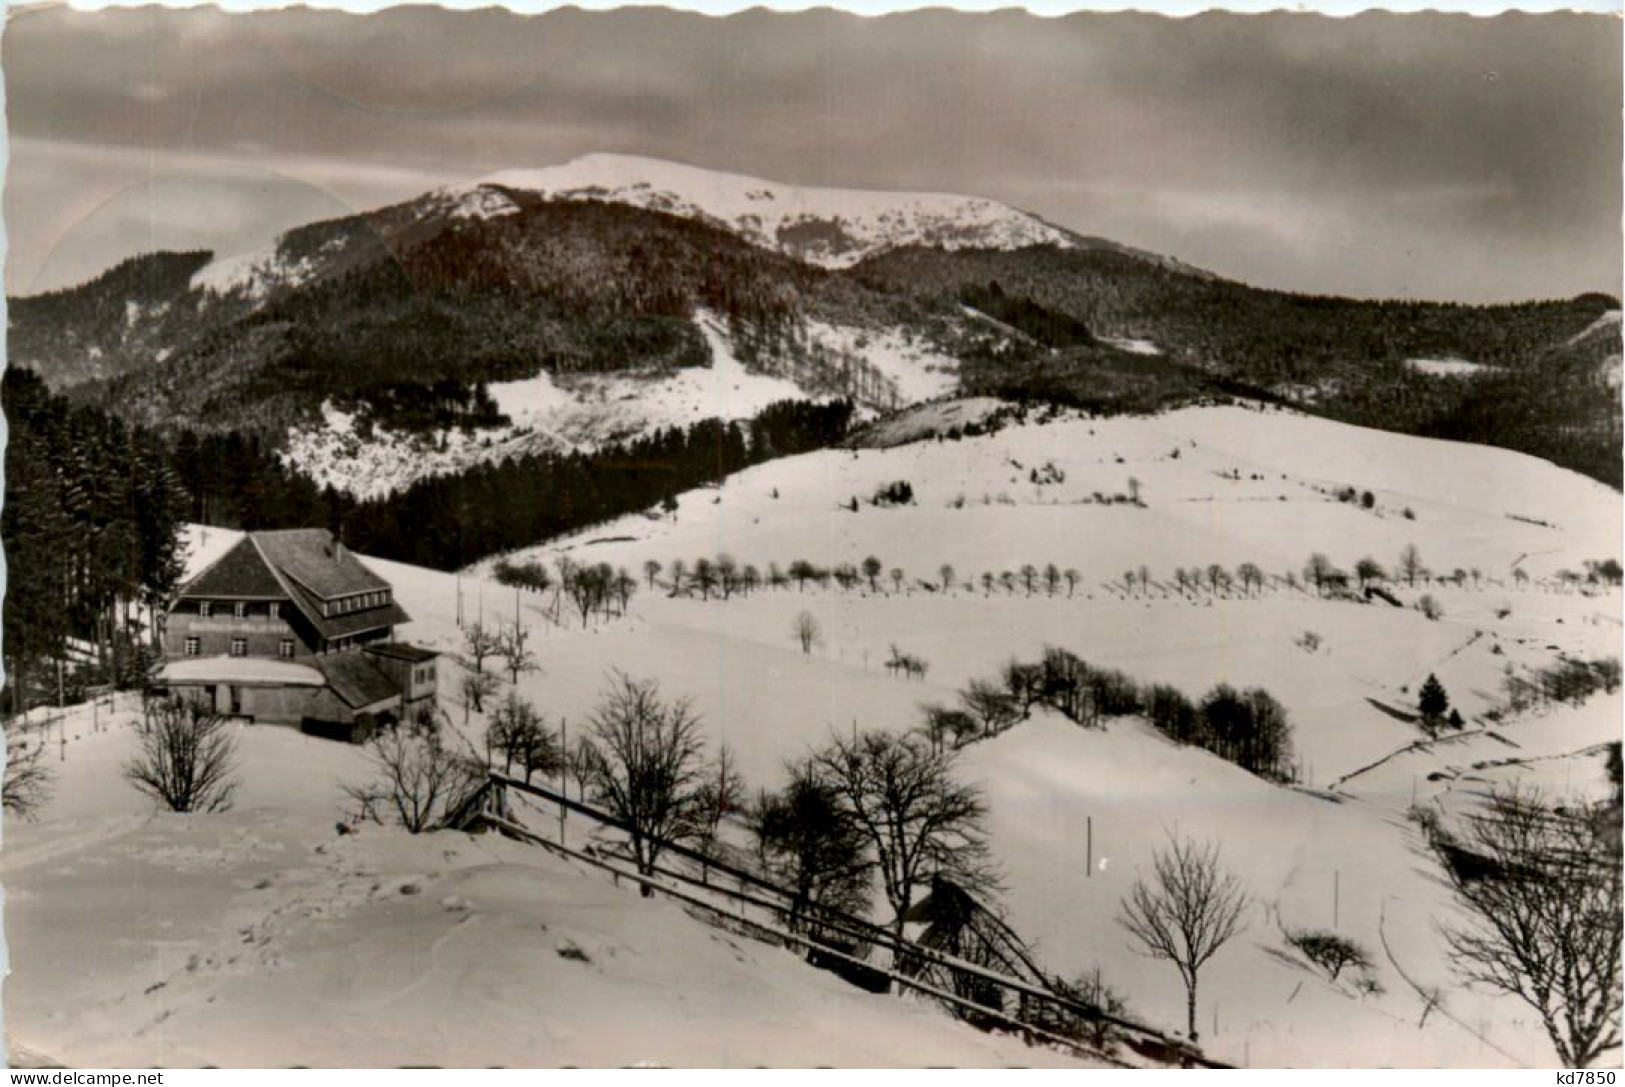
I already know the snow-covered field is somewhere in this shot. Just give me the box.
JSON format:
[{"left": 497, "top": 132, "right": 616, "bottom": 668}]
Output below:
[{"left": 8, "top": 402, "right": 1620, "bottom": 1067}]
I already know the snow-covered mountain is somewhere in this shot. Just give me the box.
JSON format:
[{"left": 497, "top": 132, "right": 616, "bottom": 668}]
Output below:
[
  {"left": 11, "top": 153, "right": 1618, "bottom": 502},
  {"left": 461, "top": 152, "right": 1079, "bottom": 268}
]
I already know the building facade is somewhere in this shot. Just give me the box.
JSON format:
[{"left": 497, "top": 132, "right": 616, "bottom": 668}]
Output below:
[{"left": 156, "top": 529, "right": 437, "bottom": 738}]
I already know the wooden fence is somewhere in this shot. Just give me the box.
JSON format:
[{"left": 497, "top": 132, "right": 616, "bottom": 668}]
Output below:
[{"left": 446, "top": 770, "right": 1226, "bottom": 1069}]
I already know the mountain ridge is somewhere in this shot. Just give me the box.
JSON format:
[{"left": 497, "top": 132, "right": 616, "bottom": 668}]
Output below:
[{"left": 9, "top": 153, "right": 1620, "bottom": 491}]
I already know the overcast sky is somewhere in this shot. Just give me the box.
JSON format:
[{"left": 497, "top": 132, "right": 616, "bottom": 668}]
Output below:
[{"left": 4, "top": 6, "right": 1619, "bottom": 302}]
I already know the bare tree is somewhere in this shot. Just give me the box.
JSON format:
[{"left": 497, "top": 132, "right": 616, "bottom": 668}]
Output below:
[
  {"left": 1418, "top": 594, "right": 1444, "bottom": 621},
  {"left": 1236, "top": 562, "right": 1264, "bottom": 597},
  {"left": 463, "top": 622, "right": 501, "bottom": 674},
  {"left": 939, "top": 564, "right": 956, "bottom": 593},
  {"left": 1431, "top": 789, "right": 1622, "bottom": 1067},
  {"left": 459, "top": 668, "right": 500, "bottom": 722},
  {"left": 488, "top": 690, "right": 561, "bottom": 783},
  {"left": 691, "top": 558, "right": 718, "bottom": 600},
  {"left": 579, "top": 672, "right": 709, "bottom": 894},
  {"left": 715, "top": 554, "right": 740, "bottom": 600},
  {"left": 3, "top": 723, "right": 53, "bottom": 819},
  {"left": 695, "top": 741, "right": 748, "bottom": 851},
  {"left": 566, "top": 733, "right": 597, "bottom": 803},
  {"left": 1398, "top": 543, "right": 1426, "bottom": 588},
  {"left": 1304, "top": 553, "right": 1337, "bottom": 596},
  {"left": 752, "top": 758, "right": 873, "bottom": 931},
  {"left": 497, "top": 621, "right": 538, "bottom": 684},
  {"left": 565, "top": 564, "right": 612, "bottom": 625},
  {"left": 1118, "top": 834, "right": 1250, "bottom": 1042},
  {"left": 811, "top": 729, "right": 991, "bottom": 947},
  {"left": 346, "top": 728, "right": 483, "bottom": 834},
  {"left": 862, "top": 555, "right": 884, "bottom": 593},
  {"left": 920, "top": 704, "right": 979, "bottom": 752},
  {"left": 126, "top": 697, "right": 240, "bottom": 813},
  {"left": 643, "top": 559, "right": 662, "bottom": 590},
  {"left": 960, "top": 678, "right": 1022, "bottom": 736},
  {"left": 791, "top": 610, "right": 822, "bottom": 654}
]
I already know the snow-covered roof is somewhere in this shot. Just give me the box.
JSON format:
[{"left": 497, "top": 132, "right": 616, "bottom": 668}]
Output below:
[{"left": 157, "top": 656, "right": 326, "bottom": 687}]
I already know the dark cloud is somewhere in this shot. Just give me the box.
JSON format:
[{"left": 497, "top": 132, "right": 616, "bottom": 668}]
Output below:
[{"left": 5, "top": 6, "right": 1618, "bottom": 301}]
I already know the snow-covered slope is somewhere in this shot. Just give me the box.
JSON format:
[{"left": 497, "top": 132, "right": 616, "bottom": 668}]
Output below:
[
  {"left": 466, "top": 153, "right": 1076, "bottom": 268},
  {"left": 3, "top": 713, "right": 1090, "bottom": 1068},
  {"left": 11, "top": 404, "right": 1620, "bottom": 1068},
  {"left": 279, "top": 310, "right": 964, "bottom": 499}
]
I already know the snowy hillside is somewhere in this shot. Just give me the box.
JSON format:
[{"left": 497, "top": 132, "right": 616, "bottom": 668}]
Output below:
[
  {"left": 4, "top": 712, "right": 1091, "bottom": 1068},
  {"left": 8, "top": 403, "right": 1619, "bottom": 1067},
  {"left": 278, "top": 310, "right": 959, "bottom": 499},
  {"left": 467, "top": 153, "right": 1076, "bottom": 268}
]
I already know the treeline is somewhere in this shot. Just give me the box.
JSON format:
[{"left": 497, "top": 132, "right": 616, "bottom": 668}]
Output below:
[
  {"left": 1496, "top": 656, "right": 1623, "bottom": 718},
  {"left": 2, "top": 368, "right": 189, "bottom": 710},
  {"left": 336, "top": 398, "right": 854, "bottom": 570},
  {"left": 959, "top": 280, "right": 1095, "bottom": 349},
  {"left": 859, "top": 246, "right": 1621, "bottom": 486},
  {"left": 922, "top": 646, "right": 1295, "bottom": 783},
  {"left": 11, "top": 369, "right": 855, "bottom": 581}
]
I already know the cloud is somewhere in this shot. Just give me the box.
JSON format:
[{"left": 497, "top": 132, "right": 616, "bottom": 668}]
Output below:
[{"left": 5, "top": 7, "right": 1619, "bottom": 301}]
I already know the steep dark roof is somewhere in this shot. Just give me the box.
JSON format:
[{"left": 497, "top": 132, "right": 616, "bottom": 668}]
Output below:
[
  {"left": 253, "top": 529, "right": 390, "bottom": 600},
  {"left": 312, "top": 653, "right": 401, "bottom": 709},
  {"left": 180, "top": 538, "right": 287, "bottom": 599},
  {"left": 365, "top": 643, "right": 439, "bottom": 663}
]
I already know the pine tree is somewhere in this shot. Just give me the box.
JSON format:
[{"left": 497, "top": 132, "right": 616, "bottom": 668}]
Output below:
[{"left": 1419, "top": 673, "right": 1450, "bottom": 727}]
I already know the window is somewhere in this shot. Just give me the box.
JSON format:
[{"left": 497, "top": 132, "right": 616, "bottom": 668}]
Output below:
[
  {"left": 229, "top": 638, "right": 247, "bottom": 658},
  {"left": 234, "top": 602, "right": 247, "bottom": 619},
  {"left": 269, "top": 602, "right": 279, "bottom": 620},
  {"left": 199, "top": 601, "right": 212, "bottom": 617},
  {"left": 184, "top": 637, "right": 200, "bottom": 657},
  {"left": 279, "top": 640, "right": 295, "bottom": 659}
]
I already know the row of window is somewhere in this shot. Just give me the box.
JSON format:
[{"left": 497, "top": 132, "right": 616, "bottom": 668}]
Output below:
[
  {"left": 321, "top": 591, "right": 390, "bottom": 618},
  {"left": 413, "top": 664, "right": 435, "bottom": 686},
  {"left": 182, "top": 637, "right": 296, "bottom": 658},
  {"left": 197, "top": 601, "right": 280, "bottom": 620}
]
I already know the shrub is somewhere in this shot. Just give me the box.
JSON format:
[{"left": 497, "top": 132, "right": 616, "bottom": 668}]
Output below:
[
  {"left": 1286, "top": 928, "right": 1375, "bottom": 981},
  {"left": 127, "top": 697, "right": 239, "bottom": 814},
  {"left": 345, "top": 728, "right": 485, "bottom": 834},
  {"left": 871, "top": 480, "right": 915, "bottom": 506}
]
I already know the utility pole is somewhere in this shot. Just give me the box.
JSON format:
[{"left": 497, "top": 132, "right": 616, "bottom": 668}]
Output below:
[
  {"left": 558, "top": 717, "right": 568, "bottom": 846},
  {"left": 1087, "top": 815, "right": 1093, "bottom": 878}
]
